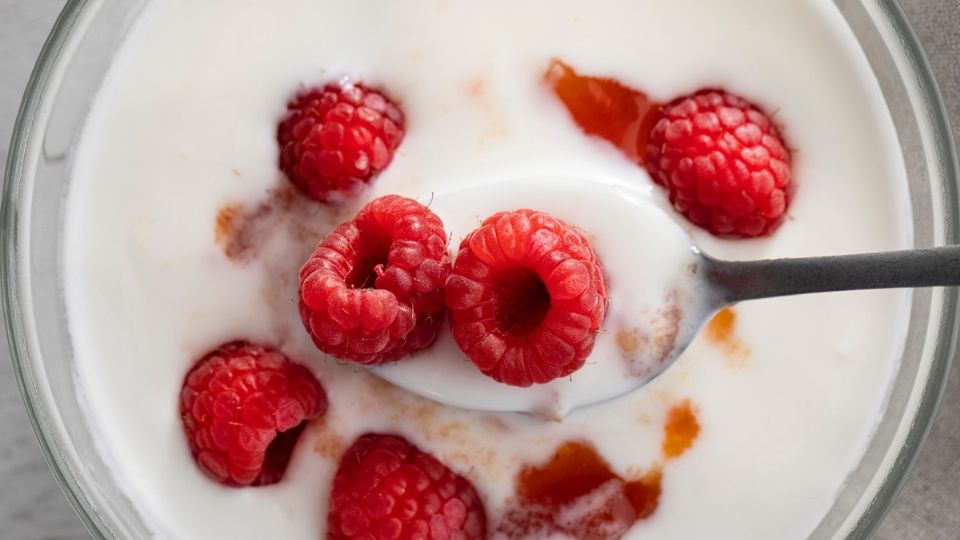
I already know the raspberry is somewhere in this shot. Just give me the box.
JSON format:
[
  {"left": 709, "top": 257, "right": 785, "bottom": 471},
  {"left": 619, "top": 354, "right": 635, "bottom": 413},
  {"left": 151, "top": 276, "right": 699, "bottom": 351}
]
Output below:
[
  {"left": 179, "top": 341, "right": 327, "bottom": 487},
  {"left": 278, "top": 82, "right": 404, "bottom": 203},
  {"left": 328, "top": 434, "right": 487, "bottom": 540},
  {"left": 299, "top": 195, "right": 450, "bottom": 365},
  {"left": 646, "top": 89, "right": 793, "bottom": 237},
  {"left": 445, "top": 209, "right": 606, "bottom": 387}
]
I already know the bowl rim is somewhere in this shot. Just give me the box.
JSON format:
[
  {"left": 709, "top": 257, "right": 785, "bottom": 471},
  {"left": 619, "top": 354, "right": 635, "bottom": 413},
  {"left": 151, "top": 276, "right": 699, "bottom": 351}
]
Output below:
[
  {"left": 840, "top": 3, "right": 959, "bottom": 536},
  {"left": 2, "top": 0, "right": 957, "bottom": 538},
  {"left": 2, "top": 1, "right": 105, "bottom": 536}
]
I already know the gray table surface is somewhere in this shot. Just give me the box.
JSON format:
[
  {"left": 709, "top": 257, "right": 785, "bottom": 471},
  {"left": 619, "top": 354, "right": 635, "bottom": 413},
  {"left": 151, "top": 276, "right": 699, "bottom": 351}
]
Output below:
[{"left": 1, "top": 1, "right": 958, "bottom": 539}]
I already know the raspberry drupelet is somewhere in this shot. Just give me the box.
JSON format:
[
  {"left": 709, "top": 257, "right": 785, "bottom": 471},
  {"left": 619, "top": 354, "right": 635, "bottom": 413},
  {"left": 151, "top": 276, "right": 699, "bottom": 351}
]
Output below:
[
  {"left": 299, "top": 195, "right": 450, "bottom": 365},
  {"left": 327, "top": 433, "right": 487, "bottom": 540},
  {"left": 646, "top": 89, "right": 793, "bottom": 237},
  {"left": 179, "top": 341, "right": 327, "bottom": 487},
  {"left": 445, "top": 209, "right": 607, "bottom": 387},
  {"left": 277, "top": 82, "right": 404, "bottom": 203}
]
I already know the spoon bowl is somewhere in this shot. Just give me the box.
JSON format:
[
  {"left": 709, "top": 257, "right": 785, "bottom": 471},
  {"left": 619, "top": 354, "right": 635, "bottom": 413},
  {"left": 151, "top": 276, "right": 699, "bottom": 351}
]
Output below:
[
  {"left": 376, "top": 176, "right": 960, "bottom": 417},
  {"left": 377, "top": 177, "right": 711, "bottom": 417}
]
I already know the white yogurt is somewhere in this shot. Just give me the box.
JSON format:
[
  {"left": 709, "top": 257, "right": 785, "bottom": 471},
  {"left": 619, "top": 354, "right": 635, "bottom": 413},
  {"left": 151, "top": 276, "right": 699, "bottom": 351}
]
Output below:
[{"left": 65, "top": 0, "right": 912, "bottom": 538}]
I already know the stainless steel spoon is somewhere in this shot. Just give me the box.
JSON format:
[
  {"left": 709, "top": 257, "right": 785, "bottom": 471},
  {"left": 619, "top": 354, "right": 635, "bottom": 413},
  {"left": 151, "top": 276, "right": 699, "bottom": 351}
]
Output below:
[{"left": 374, "top": 177, "right": 957, "bottom": 418}]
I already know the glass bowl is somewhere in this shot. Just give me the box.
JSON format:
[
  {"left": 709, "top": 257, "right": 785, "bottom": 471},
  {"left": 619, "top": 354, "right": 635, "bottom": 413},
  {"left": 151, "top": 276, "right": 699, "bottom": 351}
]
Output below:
[{"left": 3, "top": 0, "right": 958, "bottom": 538}]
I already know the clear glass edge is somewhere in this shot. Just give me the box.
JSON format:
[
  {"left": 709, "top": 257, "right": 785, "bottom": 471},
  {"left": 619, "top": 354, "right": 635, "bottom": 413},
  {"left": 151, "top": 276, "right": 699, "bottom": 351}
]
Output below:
[
  {"left": 1, "top": 0, "right": 109, "bottom": 538},
  {"left": 843, "top": 0, "right": 960, "bottom": 537},
  {"left": 1, "top": 0, "right": 956, "bottom": 539}
]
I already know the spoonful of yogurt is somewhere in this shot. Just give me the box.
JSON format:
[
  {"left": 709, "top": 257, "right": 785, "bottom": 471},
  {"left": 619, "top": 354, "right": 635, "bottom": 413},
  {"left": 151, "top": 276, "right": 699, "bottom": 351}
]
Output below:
[{"left": 370, "top": 176, "right": 960, "bottom": 418}]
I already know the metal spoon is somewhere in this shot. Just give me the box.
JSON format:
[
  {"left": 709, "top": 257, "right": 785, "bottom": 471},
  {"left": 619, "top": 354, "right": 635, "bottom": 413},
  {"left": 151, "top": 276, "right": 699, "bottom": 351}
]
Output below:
[{"left": 374, "top": 177, "right": 957, "bottom": 418}]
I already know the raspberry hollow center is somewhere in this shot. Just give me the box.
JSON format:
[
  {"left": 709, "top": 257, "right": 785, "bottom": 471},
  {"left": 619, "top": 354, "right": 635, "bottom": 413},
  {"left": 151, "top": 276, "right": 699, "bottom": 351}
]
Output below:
[
  {"left": 254, "top": 422, "right": 307, "bottom": 486},
  {"left": 493, "top": 267, "right": 551, "bottom": 336},
  {"left": 345, "top": 243, "right": 388, "bottom": 289}
]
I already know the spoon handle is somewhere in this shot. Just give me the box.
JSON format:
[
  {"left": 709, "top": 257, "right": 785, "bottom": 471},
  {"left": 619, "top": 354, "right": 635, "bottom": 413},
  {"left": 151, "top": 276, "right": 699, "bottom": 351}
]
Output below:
[{"left": 704, "top": 244, "right": 960, "bottom": 305}]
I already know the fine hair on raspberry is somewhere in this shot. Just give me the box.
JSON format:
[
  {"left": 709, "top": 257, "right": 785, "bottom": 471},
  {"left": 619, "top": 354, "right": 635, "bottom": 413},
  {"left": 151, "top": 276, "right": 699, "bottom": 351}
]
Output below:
[
  {"left": 299, "top": 195, "right": 450, "bottom": 365},
  {"left": 179, "top": 341, "right": 327, "bottom": 487},
  {"left": 445, "top": 209, "right": 607, "bottom": 387}
]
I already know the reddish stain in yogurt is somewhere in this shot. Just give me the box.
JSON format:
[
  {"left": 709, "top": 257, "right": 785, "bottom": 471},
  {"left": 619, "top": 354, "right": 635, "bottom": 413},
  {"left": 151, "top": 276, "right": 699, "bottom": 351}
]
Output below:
[
  {"left": 545, "top": 59, "right": 662, "bottom": 166},
  {"left": 214, "top": 204, "right": 241, "bottom": 245},
  {"left": 214, "top": 185, "right": 345, "bottom": 264},
  {"left": 706, "top": 307, "right": 736, "bottom": 344},
  {"left": 500, "top": 440, "right": 662, "bottom": 539},
  {"left": 499, "top": 399, "right": 701, "bottom": 537},
  {"left": 662, "top": 400, "right": 700, "bottom": 460},
  {"left": 706, "top": 307, "right": 750, "bottom": 364}
]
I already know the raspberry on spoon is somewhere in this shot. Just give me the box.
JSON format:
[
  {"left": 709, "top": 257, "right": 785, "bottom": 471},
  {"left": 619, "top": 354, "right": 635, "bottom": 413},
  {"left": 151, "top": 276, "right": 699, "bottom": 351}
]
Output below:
[
  {"left": 278, "top": 82, "right": 404, "bottom": 203},
  {"left": 299, "top": 195, "right": 450, "bottom": 365},
  {"left": 327, "top": 433, "right": 487, "bottom": 540},
  {"left": 445, "top": 209, "right": 607, "bottom": 387},
  {"left": 179, "top": 341, "right": 327, "bottom": 487}
]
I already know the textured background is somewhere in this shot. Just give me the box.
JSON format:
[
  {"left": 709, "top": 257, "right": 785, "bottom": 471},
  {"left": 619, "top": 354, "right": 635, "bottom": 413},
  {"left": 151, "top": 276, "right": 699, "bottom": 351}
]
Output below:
[{"left": 0, "top": 1, "right": 958, "bottom": 538}]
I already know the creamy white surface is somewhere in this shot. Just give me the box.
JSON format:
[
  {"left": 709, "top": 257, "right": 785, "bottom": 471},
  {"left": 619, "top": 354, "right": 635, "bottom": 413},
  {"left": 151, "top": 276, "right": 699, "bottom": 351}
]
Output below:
[{"left": 65, "top": 0, "right": 911, "bottom": 538}]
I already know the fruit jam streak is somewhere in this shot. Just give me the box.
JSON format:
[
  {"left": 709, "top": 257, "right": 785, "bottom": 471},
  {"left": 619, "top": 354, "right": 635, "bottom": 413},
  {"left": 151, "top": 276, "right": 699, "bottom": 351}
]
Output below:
[
  {"left": 544, "top": 59, "right": 661, "bottom": 165},
  {"left": 501, "top": 440, "right": 661, "bottom": 540},
  {"left": 663, "top": 400, "right": 700, "bottom": 459},
  {"left": 499, "top": 401, "right": 700, "bottom": 539},
  {"left": 706, "top": 307, "right": 750, "bottom": 362}
]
